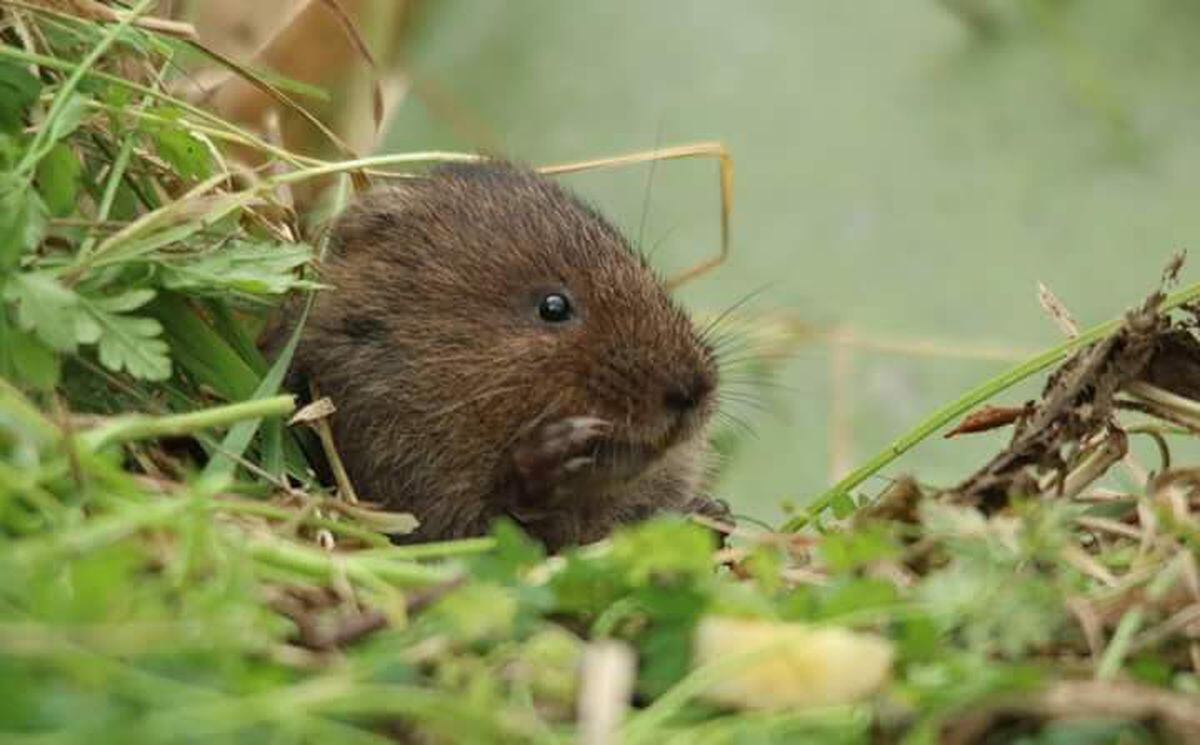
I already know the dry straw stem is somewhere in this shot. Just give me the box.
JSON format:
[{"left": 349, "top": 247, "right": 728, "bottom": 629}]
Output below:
[
  {"left": 578, "top": 641, "right": 637, "bottom": 745},
  {"left": 3, "top": 0, "right": 197, "bottom": 38},
  {"left": 307, "top": 380, "right": 359, "bottom": 504},
  {"left": 540, "top": 141, "right": 733, "bottom": 290}
]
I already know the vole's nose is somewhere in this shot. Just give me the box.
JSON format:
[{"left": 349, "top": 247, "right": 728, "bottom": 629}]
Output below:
[{"left": 663, "top": 374, "right": 713, "bottom": 413}]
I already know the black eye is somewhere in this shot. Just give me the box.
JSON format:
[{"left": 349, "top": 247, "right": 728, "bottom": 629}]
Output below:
[{"left": 538, "top": 293, "right": 573, "bottom": 323}]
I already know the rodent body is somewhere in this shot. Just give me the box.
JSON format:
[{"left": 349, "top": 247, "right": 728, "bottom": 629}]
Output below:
[{"left": 295, "top": 162, "right": 726, "bottom": 550}]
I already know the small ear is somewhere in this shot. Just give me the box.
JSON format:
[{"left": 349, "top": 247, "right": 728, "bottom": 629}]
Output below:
[{"left": 326, "top": 183, "right": 423, "bottom": 259}]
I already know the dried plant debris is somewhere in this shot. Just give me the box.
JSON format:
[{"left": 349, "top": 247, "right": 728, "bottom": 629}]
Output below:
[
  {"left": 267, "top": 584, "right": 389, "bottom": 652},
  {"left": 953, "top": 278, "right": 1200, "bottom": 512}
]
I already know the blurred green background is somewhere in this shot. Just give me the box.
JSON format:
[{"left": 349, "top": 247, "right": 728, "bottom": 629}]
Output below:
[{"left": 383, "top": 1, "right": 1200, "bottom": 522}]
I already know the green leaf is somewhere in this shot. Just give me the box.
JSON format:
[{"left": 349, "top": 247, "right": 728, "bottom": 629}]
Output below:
[
  {"left": 197, "top": 292, "right": 310, "bottom": 483},
  {"left": 0, "top": 61, "right": 41, "bottom": 133},
  {"left": 91, "top": 288, "right": 156, "bottom": 314},
  {"left": 4, "top": 272, "right": 84, "bottom": 352},
  {"left": 22, "top": 94, "right": 88, "bottom": 174},
  {"left": 47, "top": 93, "right": 87, "bottom": 144},
  {"left": 470, "top": 519, "right": 545, "bottom": 583},
  {"left": 35, "top": 143, "right": 82, "bottom": 217},
  {"left": 0, "top": 177, "right": 47, "bottom": 272},
  {"left": 2, "top": 277, "right": 166, "bottom": 380},
  {"left": 158, "top": 242, "right": 317, "bottom": 297},
  {"left": 549, "top": 551, "right": 627, "bottom": 617},
  {"left": 428, "top": 583, "right": 518, "bottom": 644},
  {"left": 609, "top": 518, "right": 716, "bottom": 586},
  {"left": 149, "top": 293, "right": 260, "bottom": 400},
  {"left": 149, "top": 121, "right": 212, "bottom": 181},
  {"left": 819, "top": 523, "right": 899, "bottom": 571},
  {"left": 84, "top": 299, "right": 171, "bottom": 381},
  {"left": 817, "top": 577, "right": 898, "bottom": 620},
  {"left": 830, "top": 490, "right": 856, "bottom": 519},
  {"left": 634, "top": 584, "right": 708, "bottom": 697},
  {"left": 0, "top": 313, "right": 60, "bottom": 390}
]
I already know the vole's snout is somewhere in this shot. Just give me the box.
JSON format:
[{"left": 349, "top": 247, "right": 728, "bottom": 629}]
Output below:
[{"left": 663, "top": 373, "right": 714, "bottom": 414}]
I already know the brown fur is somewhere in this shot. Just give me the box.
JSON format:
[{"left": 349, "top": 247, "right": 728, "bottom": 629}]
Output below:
[{"left": 295, "top": 162, "right": 722, "bottom": 550}]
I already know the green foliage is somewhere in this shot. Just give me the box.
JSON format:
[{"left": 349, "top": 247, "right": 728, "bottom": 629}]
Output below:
[
  {"left": 1, "top": 5, "right": 1198, "bottom": 744},
  {"left": 0, "top": 59, "right": 40, "bottom": 133},
  {"left": 4, "top": 274, "right": 170, "bottom": 380},
  {"left": 35, "top": 142, "right": 81, "bottom": 216},
  {"left": 144, "top": 109, "right": 213, "bottom": 182},
  {"left": 0, "top": 176, "right": 47, "bottom": 271},
  {"left": 157, "top": 241, "right": 319, "bottom": 300}
]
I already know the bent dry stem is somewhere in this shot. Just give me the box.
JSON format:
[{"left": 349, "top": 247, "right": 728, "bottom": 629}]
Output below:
[{"left": 785, "top": 280, "right": 1200, "bottom": 531}]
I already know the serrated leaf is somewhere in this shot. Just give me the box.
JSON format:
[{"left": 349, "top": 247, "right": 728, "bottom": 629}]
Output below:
[
  {"left": 4, "top": 272, "right": 83, "bottom": 352},
  {"left": 91, "top": 288, "right": 156, "bottom": 314},
  {"left": 158, "top": 242, "right": 317, "bottom": 297},
  {"left": 0, "top": 177, "right": 47, "bottom": 271},
  {"left": 86, "top": 306, "right": 171, "bottom": 381},
  {"left": 0, "top": 61, "right": 41, "bottom": 133},
  {"left": 74, "top": 309, "right": 102, "bottom": 345},
  {"left": 36, "top": 143, "right": 82, "bottom": 217}
]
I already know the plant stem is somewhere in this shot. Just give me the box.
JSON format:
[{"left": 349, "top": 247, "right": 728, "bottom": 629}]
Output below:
[
  {"left": 244, "top": 535, "right": 456, "bottom": 587},
  {"left": 82, "top": 394, "right": 294, "bottom": 451},
  {"left": 1098, "top": 607, "right": 1144, "bottom": 679},
  {"left": 11, "top": 497, "right": 195, "bottom": 564},
  {"left": 268, "top": 152, "right": 482, "bottom": 185},
  {"left": 357, "top": 537, "right": 497, "bottom": 561},
  {"left": 784, "top": 280, "right": 1200, "bottom": 531}
]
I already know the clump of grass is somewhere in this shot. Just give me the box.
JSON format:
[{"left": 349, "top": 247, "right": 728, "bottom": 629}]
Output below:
[{"left": 2, "top": 5, "right": 1199, "bottom": 743}]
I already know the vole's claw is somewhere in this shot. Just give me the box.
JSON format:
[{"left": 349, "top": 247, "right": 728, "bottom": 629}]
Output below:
[
  {"left": 513, "top": 416, "right": 610, "bottom": 502},
  {"left": 686, "top": 495, "right": 733, "bottom": 522},
  {"left": 562, "top": 456, "right": 595, "bottom": 475},
  {"left": 537, "top": 416, "right": 610, "bottom": 453}
]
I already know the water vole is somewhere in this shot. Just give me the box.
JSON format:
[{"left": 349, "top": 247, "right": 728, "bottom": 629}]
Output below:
[{"left": 295, "top": 162, "right": 727, "bottom": 549}]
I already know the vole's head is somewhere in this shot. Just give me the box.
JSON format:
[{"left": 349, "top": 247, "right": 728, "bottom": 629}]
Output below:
[{"left": 303, "top": 162, "right": 717, "bottom": 490}]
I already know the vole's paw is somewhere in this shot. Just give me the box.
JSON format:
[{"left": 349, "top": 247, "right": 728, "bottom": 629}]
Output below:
[
  {"left": 513, "top": 416, "right": 611, "bottom": 500},
  {"left": 682, "top": 496, "right": 734, "bottom": 548},
  {"left": 685, "top": 495, "right": 733, "bottom": 522}
]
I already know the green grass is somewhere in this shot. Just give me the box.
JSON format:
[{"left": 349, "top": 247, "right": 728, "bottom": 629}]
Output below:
[{"left": 1, "top": 5, "right": 1198, "bottom": 743}]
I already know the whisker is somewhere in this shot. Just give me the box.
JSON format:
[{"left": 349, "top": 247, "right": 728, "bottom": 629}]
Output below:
[
  {"left": 645, "top": 224, "right": 680, "bottom": 263},
  {"left": 696, "top": 283, "right": 776, "bottom": 343},
  {"left": 714, "top": 410, "right": 759, "bottom": 439},
  {"left": 717, "top": 350, "right": 804, "bottom": 370},
  {"left": 710, "top": 335, "right": 798, "bottom": 362},
  {"left": 635, "top": 121, "right": 664, "bottom": 256},
  {"left": 719, "top": 377, "right": 803, "bottom": 394},
  {"left": 718, "top": 397, "right": 772, "bottom": 417}
]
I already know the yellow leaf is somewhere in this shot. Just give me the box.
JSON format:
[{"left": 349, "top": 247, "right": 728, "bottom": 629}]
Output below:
[{"left": 693, "top": 616, "right": 893, "bottom": 711}]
